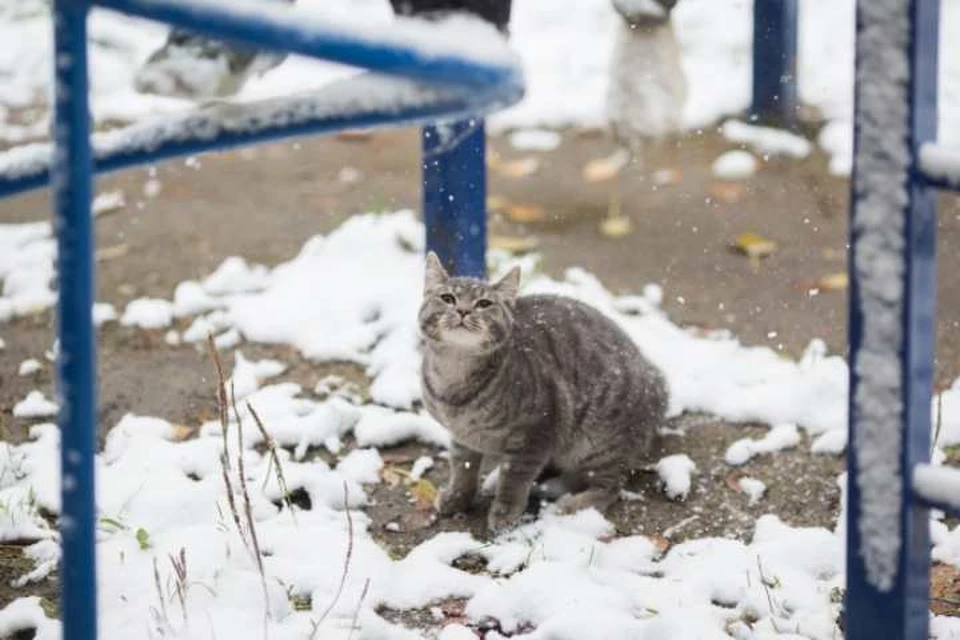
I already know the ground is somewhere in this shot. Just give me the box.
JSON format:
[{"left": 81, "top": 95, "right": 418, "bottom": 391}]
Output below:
[{"left": 1, "top": 125, "right": 960, "bottom": 636}]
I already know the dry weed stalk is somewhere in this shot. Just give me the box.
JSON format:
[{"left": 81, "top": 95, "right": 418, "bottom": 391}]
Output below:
[
  {"left": 347, "top": 578, "right": 371, "bottom": 640},
  {"left": 207, "top": 335, "right": 272, "bottom": 635},
  {"left": 248, "top": 401, "right": 297, "bottom": 524},
  {"left": 309, "top": 482, "right": 356, "bottom": 639},
  {"left": 168, "top": 547, "right": 189, "bottom": 628},
  {"left": 152, "top": 557, "right": 169, "bottom": 629}
]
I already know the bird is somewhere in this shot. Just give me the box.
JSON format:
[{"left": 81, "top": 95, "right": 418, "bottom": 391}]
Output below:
[
  {"left": 587, "top": 0, "right": 687, "bottom": 237},
  {"left": 133, "top": 0, "right": 294, "bottom": 100}
]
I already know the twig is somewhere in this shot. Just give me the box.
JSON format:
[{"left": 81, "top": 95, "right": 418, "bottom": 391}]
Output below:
[
  {"left": 153, "top": 557, "right": 169, "bottom": 626},
  {"left": 310, "top": 482, "right": 355, "bottom": 638},
  {"left": 231, "top": 382, "right": 271, "bottom": 635},
  {"left": 248, "top": 402, "right": 296, "bottom": 525},
  {"left": 169, "top": 548, "right": 189, "bottom": 628},
  {"left": 207, "top": 334, "right": 229, "bottom": 464},
  {"left": 209, "top": 335, "right": 249, "bottom": 551},
  {"left": 347, "top": 579, "right": 371, "bottom": 640},
  {"left": 208, "top": 335, "right": 270, "bottom": 636},
  {"left": 756, "top": 556, "right": 785, "bottom": 631}
]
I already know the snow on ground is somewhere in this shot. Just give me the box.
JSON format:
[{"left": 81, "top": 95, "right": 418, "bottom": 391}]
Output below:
[
  {"left": 5, "top": 210, "right": 960, "bottom": 448},
  {"left": 2, "top": 210, "right": 960, "bottom": 637},
  {"left": 711, "top": 149, "right": 756, "bottom": 180},
  {"left": 1, "top": 0, "right": 958, "bottom": 172}
]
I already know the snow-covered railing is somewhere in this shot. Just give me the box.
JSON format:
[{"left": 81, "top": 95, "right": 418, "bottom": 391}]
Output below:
[
  {"left": 0, "top": 0, "right": 522, "bottom": 197},
  {"left": 919, "top": 143, "right": 960, "bottom": 190},
  {"left": 912, "top": 464, "right": 960, "bottom": 515},
  {"left": 5, "top": 1, "right": 523, "bottom": 639},
  {"left": 0, "top": 75, "right": 519, "bottom": 196},
  {"left": 845, "top": 0, "right": 950, "bottom": 639}
]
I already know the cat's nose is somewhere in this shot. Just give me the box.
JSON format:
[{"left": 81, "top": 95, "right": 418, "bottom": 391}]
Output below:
[{"left": 457, "top": 308, "right": 470, "bottom": 318}]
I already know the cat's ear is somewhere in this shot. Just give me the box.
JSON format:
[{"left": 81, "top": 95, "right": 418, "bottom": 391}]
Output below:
[
  {"left": 493, "top": 266, "right": 521, "bottom": 300},
  {"left": 425, "top": 251, "right": 449, "bottom": 290}
]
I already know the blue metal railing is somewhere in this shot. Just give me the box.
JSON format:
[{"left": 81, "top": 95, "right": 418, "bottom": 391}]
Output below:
[
  {"left": 845, "top": 1, "right": 960, "bottom": 639},
  {"left": 14, "top": 0, "right": 960, "bottom": 638},
  {"left": 0, "top": 1, "right": 523, "bottom": 638},
  {"left": 751, "top": 0, "right": 798, "bottom": 126}
]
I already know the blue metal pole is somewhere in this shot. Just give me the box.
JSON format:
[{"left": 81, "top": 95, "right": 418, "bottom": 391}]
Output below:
[
  {"left": 845, "top": 0, "right": 939, "bottom": 638},
  {"left": 751, "top": 0, "right": 798, "bottom": 126},
  {"left": 422, "top": 119, "right": 487, "bottom": 277},
  {"left": 51, "top": 1, "right": 98, "bottom": 638}
]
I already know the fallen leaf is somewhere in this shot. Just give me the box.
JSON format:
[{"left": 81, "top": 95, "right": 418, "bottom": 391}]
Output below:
[
  {"left": 95, "top": 244, "right": 129, "bottom": 263},
  {"left": 502, "top": 203, "right": 547, "bottom": 224},
  {"left": 582, "top": 149, "right": 631, "bottom": 182},
  {"left": 489, "top": 235, "right": 540, "bottom": 253},
  {"left": 732, "top": 232, "right": 777, "bottom": 259},
  {"left": 652, "top": 168, "right": 682, "bottom": 187},
  {"left": 649, "top": 535, "right": 671, "bottom": 556},
  {"left": 600, "top": 216, "right": 633, "bottom": 238},
  {"left": 381, "top": 466, "right": 405, "bottom": 488},
  {"left": 486, "top": 195, "right": 510, "bottom": 213},
  {"left": 336, "top": 130, "right": 372, "bottom": 142},
  {"left": 724, "top": 472, "right": 742, "bottom": 493},
  {"left": 818, "top": 272, "right": 849, "bottom": 291},
  {"left": 490, "top": 156, "right": 541, "bottom": 178},
  {"left": 709, "top": 182, "right": 746, "bottom": 204},
  {"left": 410, "top": 478, "right": 439, "bottom": 508},
  {"left": 169, "top": 424, "right": 195, "bottom": 442}
]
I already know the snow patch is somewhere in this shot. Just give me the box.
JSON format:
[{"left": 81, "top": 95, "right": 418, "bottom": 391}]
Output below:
[
  {"left": 656, "top": 454, "right": 696, "bottom": 500},
  {"left": 508, "top": 128, "right": 562, "bottom": 151},
  {"left": 739, "top": 477, "right": 766, "bottom": 505},
  {"left": 913, "top": 463, "right": 960, "bottom": 512},
  {"left": 12, "top": 391, "right": 57, "bottom": 419},
  {"left": 712, "top": 149, "right": 756, "bottom": 180},
  {"left": 721, "top": 120, "right": 812, "bottom": 158},
  {"left": 725, "top": 424, "right": 801, "bottom": 466},
  {"left": 120, "top": 297, "right": 174, "bottom": 329},
  {"left": 17, "top": 359, "right": 41, "bottom": 377}
]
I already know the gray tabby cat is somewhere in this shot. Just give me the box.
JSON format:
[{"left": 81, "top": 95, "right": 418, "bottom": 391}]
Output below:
[{"left": 419, "top": 252, "right": 668, "bottom": 532}]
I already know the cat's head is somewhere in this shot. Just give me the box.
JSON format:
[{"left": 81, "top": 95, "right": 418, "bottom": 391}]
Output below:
[{"left": 418, "top": 252, "right": 520, "bottom": 352}]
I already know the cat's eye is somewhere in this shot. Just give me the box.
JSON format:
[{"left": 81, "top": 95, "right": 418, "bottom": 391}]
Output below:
[
  {"left": 440, "top": 293, "right": 456, "bottom": 305},
  {"left": 475, "top": 299, "right": 493, "bottom": 309}
]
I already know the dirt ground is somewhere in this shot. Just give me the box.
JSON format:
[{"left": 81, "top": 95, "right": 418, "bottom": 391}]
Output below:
[{"left": 1, "top": 125, "right": 959, "bottom": 633}]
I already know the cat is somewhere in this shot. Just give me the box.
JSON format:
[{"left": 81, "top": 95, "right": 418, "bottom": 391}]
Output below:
[{"left": 418, "top": 252, "right": 668, "bottom": 532}]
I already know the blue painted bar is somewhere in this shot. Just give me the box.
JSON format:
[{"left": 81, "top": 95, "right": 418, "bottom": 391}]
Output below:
[
  {"left": 914, "top": 497, "right": 960, "bottom": 519},
  {"left": 51, "top": 2, "right": 99, "bottom": 639},
  {"left": 422, "top": 119, "right": 487, "bottom": 277},
  {"left": 92, "top": 0, "right": 515, "bottom": 91},
  {"left": 750, "top": 0, "right": 798, "bottom": 126},
  {"left": 845, "top": 1, "right": 940, "bottom": 639},
  {"left": 0, "top": 79, "right": 522, "bottom": 197}
]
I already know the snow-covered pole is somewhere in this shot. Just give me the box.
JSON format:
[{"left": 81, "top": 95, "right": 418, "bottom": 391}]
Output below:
[
  {"left": 750, "top": 0, "right": 798, "bottom": 126},
  {"left": 50, "top": 1, "right": 99, "bottom": 639},
  {"left": 844, "top": 0, "right": 940, "bottom": 637}
]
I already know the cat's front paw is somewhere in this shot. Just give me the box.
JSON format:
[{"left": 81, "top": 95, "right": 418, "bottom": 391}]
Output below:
[
  {"left": 436, "top": 485, "right": 474, "bottom": 516},
  {"left": 486, "top": 501, "right": 524, "bottom": 535}
]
